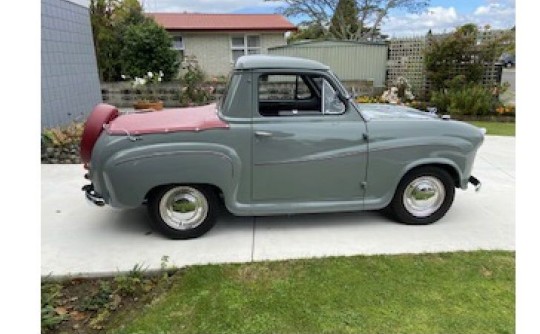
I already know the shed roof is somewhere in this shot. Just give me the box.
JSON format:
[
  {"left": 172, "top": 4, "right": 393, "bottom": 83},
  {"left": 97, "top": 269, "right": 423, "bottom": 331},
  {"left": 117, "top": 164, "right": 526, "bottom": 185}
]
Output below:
[
  {"left": 148, "top": 13, "right": 297, "bottom": 32},
  {"left": 269, "top": 39, "right": 387, "bottom": 50},
  {"left": 235, "top": 55, "right": 329, "bottom": 71}
]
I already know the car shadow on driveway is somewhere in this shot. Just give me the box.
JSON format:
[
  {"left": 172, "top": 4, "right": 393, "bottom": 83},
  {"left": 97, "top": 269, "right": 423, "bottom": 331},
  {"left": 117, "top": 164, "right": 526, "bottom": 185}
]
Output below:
[
  {"left": 105, "top": 206, "right": 394, "bottom": 239},
  {"left": 105, "top": 206, "right": 154, "bottom": 235},
  {"left": 104, "top": 205, "right": 255, "bottom": 239},
  {"left": 253, "top": 210, "right": 394, "bottom": 230}
]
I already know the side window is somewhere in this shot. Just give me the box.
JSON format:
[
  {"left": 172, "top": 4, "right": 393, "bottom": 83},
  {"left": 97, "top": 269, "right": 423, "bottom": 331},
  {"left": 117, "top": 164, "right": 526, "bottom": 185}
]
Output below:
[
  {"left": 296, "top": 76, "right": 312, "bottom": 100},
  {"left": 322, "top": 79, "right": 346, "bottom": 115},
  {"left": 258, "top": 75, "right": 312, "bottom": 101},
  {"left": 258, "top": 73, "right": 345, "bottom": 117}
]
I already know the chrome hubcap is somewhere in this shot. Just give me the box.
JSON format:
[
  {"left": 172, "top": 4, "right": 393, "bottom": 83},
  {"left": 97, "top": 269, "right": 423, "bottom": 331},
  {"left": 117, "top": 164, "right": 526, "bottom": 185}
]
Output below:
[
  {"left": 159, "top": 186, "right": 208, "bottom": 230},
  {"left": 403, "top": 176, "right": 445, "bottom": 218}
]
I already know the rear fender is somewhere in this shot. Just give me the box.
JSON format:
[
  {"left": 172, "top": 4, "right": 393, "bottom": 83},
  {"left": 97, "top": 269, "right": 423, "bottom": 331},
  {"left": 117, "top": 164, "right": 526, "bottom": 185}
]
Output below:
[{"left": 101, "top": 143, "right": 241, "bottom": 208}]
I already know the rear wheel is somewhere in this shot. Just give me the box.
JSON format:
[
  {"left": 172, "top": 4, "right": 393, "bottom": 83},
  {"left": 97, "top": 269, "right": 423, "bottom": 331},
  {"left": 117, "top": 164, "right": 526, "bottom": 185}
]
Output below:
[
  {"left": 388, "top": 166, "right": 455, "bottom": 225},
  {"left": 147, "top": 185, "right": 218, "bottom": 239}
]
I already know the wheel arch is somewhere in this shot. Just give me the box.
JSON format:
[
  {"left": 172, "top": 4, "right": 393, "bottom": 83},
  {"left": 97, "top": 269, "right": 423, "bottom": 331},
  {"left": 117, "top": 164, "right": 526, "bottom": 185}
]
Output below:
[
  {"left": 402, "top": 162, "right": 462, "bottom": 188},
  {"left": 378, "top": 160, "right": 462, "bottom": 209},
  {"left": 145, "top": 183, "right": 224, "bottom": 202}
]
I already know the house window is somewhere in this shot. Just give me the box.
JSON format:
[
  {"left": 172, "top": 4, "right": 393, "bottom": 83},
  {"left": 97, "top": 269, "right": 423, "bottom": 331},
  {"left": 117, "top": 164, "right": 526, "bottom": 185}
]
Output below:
[
  {"left": 172, "top": 36, "right": 185, "bottom": 61},
  {"left": 231, "top": 35, "right": 261, "bottom": 63}
]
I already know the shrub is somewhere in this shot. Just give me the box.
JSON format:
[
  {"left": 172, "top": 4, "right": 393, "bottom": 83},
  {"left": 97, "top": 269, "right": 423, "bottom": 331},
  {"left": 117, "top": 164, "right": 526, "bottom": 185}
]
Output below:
[
  {"left": 430, "top": 83, "right": 496, "bottom": 116},
  {"left": 407, "top": 100, "right": 431, "bottom": 112},
  {"left": 42, "top": 122, "right": 84, "bottom": 147},
  {"left": 430, "top": 90, "right": 452, "bottom": 113},
  {"left": 120, "top": 20, "right": 179, "bottom": 81},
  {"left": 178, "top": 55, "right": 216, "bottom": 106},
  {"left": 449, "top": 85, "right": 495, "bottom": 116}
]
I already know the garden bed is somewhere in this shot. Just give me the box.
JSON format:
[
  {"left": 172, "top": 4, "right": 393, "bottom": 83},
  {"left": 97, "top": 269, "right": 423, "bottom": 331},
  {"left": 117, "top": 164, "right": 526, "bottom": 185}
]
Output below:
[
  {"left": 453, "top": 115, "right": 515, "bottom": 122},
  {"left": 41, "top": 123, "right": 84, "bottom": 164},
  {"left": 41, "top": 143, "right": 82, "bottom": 164}
]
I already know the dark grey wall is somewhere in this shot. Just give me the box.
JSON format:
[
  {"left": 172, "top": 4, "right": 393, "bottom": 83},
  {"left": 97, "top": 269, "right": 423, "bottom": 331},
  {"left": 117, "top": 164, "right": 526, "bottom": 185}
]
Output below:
[{"left": 41, "top": 0, "right": 101, "bottom": 129}]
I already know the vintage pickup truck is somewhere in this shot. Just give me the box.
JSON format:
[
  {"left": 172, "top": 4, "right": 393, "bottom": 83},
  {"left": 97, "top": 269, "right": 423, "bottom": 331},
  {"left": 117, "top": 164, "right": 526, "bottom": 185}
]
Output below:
[{"left": 81, "top": 55, "right": 484, "bottom": 239}]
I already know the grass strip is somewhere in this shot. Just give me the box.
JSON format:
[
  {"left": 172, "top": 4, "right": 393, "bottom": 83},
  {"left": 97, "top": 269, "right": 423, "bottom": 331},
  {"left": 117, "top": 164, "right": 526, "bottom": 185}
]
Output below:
[
  {"left": 110, "top": 251, "right": 515, "bottom": 334},
  {"left": 467, "top": 121, "right": 515, "bottom": 136}
]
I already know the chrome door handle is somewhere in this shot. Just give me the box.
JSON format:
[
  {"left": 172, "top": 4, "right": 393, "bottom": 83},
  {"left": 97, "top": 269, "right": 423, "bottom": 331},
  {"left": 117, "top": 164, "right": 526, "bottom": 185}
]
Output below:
[{"left": 255, "top": 131, "right": 273, "bottom": 137}]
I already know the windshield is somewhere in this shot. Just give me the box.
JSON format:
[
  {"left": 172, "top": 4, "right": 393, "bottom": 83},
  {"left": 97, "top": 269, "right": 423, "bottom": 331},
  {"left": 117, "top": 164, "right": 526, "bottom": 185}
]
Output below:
[{"left": 328, "top": 71, "right": 350, "bottom": 99}]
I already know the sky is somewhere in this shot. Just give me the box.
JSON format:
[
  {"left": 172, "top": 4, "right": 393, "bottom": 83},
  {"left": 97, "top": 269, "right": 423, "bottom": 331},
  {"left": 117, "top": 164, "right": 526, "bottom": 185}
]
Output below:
[{"left": 142, "top": 0, "right": 516, "bottom": 37}]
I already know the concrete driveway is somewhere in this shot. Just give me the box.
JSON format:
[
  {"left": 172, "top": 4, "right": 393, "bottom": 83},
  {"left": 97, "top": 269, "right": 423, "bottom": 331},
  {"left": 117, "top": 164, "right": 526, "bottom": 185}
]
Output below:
[{"left": 41, "top": 136, "right": 515, "bottom": 277}]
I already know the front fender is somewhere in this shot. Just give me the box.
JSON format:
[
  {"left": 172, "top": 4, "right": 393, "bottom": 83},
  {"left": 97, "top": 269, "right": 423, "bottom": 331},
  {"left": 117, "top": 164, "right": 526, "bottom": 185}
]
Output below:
[
  {"left": 401, "top": 158, "right": 463, "bottom": 186},
  {"left": 101, "top": 142, "right": 241, "bottom": 208},
  {"left": 363, "top": 133, "right": 476, "bottom": 210}
]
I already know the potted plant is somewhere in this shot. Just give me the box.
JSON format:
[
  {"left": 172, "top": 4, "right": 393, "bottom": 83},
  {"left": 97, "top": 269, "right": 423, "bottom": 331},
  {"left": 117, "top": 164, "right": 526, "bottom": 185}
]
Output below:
[{"left": 122, "top": 71, "right": 165, "bottom": 111}]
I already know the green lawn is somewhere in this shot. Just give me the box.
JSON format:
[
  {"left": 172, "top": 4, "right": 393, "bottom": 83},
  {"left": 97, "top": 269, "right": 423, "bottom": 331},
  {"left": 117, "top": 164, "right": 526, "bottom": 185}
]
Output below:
[
  {"left": 110, "top": 251, "right": 515, "bottom": 334},
  {"left": 467, "top": 121, "right": 515, "bottom": 136}
]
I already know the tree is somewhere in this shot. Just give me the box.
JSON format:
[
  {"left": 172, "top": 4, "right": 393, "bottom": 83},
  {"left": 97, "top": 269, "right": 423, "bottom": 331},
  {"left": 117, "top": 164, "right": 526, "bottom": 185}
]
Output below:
[
  {"left": 90, "top": 0, "right": 178, "bottom": 81},
  {"left": 288, "top": 23, "right": 327, "bottom": 43},
  {"left": 113, "top": 0, "right": 147, "bottom": 26},
  {"left": 424, "top": 23, "right": 514, "bottom": 91},
  {"left": 425, "top": 24, "right": 514, "bottom": 115},
  {"left": 90, "top": 0, "right": 119, "bottom": 81},
  {"left": 266, "top": 0, "right": 429, "bottom": 40},
  {"left": 120, "top": 21, "right": 179, "bottom": 81},
  {"left": 329, "top": 0, "right": 359, "bottom": 39}
]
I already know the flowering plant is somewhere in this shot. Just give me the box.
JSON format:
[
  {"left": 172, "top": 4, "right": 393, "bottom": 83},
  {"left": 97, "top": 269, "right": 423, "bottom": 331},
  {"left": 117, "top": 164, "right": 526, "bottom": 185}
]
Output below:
[
  {"left": 122, "top": 71, "right": 164, "bottom": 102},
  {"left": 355, "top": 95, "right": 381, "bottom": 103},
  {"left": 178, "top": 55, "right": 215, "bottom": 106}
]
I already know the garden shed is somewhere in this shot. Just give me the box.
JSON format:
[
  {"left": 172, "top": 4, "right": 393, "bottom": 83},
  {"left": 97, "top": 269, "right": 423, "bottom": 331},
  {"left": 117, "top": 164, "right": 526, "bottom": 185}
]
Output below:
[{"left": 268, "top": 40, "right": 388, "bottom": 92}]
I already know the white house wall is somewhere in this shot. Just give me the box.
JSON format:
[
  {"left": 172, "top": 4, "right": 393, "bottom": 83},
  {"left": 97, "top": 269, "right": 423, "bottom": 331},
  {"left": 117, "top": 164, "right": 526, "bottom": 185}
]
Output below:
[{"left": 175, "top": 32, "right": 287, "bottom": 77}]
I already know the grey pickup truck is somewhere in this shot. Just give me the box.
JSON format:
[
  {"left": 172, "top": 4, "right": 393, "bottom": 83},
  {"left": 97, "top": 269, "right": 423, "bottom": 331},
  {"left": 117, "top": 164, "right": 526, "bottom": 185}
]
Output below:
[{"left": 81, "top": 55, "right": 484, "bottom": 239}]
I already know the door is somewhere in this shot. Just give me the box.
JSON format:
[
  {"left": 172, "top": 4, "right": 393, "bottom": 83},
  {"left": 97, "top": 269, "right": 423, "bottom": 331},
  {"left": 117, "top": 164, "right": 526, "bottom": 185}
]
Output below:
[{"left": 252, "top": 72, "right": 368, "bottom": 202}]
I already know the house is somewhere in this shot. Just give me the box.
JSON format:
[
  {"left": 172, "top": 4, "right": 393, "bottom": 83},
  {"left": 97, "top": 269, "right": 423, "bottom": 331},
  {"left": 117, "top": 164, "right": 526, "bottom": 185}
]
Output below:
[
  {"left": 42, "top": 0, "right": 101, "bottom": 128},
  {"left": 148, "top": 13, "right": 297, "bottom": 77}
]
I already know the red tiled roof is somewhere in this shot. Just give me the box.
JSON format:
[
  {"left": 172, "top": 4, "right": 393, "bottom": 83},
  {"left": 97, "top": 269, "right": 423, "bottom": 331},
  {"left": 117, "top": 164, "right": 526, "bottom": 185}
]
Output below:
[{"left": 148, "top": 13, "right": 297, "bottom": 32}]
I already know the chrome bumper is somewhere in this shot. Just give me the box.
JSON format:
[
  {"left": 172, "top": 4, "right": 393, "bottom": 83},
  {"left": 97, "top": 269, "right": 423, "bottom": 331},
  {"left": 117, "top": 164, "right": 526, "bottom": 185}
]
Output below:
[
  {"left": 469, "top": 176, "right": 482, "bottom": 192},
  {"left": 82, "top": 184, "right": 105, "bottom": 207}
]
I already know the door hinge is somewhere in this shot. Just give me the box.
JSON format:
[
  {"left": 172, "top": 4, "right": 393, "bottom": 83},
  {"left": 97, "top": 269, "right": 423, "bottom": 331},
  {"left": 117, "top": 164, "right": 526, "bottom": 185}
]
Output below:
[
  {"left": 360, "top": 181, "right": 367, "bottom": 189},
  {"left": 362, "top": 133, "right": 369, "bottom": 141}
]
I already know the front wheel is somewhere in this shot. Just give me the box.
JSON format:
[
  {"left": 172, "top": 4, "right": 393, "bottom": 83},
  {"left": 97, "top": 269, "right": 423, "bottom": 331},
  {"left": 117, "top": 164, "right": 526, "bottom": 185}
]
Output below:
[
  {"left": 387, "top": 167, "right": 455, "bottom": 225},
  {"left": 147, "top": 185, "right": 218, "bottom": 239}
]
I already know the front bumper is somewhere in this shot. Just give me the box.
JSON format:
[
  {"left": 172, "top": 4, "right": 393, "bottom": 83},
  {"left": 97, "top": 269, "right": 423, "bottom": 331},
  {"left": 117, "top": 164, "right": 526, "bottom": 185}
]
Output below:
[{"left": 82, "top": 184, "right": 105, "bottom": 207}]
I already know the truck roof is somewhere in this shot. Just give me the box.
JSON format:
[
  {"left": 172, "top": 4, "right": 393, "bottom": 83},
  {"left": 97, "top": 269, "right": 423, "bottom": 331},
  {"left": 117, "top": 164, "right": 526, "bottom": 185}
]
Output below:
[{"left": 234, "top": 55, "right": 330, "bottom": 71}]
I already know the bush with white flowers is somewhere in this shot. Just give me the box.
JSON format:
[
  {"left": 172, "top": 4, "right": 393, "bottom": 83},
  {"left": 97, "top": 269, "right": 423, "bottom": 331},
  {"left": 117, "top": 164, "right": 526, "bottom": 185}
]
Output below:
[{"left": 122, "top": 71, "right": 164, "bottom": 102}]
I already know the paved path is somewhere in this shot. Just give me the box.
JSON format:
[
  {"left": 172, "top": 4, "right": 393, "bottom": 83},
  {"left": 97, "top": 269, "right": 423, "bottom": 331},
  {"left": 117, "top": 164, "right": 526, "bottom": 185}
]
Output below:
[{"left": 41, "top": 136, "right": 515, "bottom": 277}]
